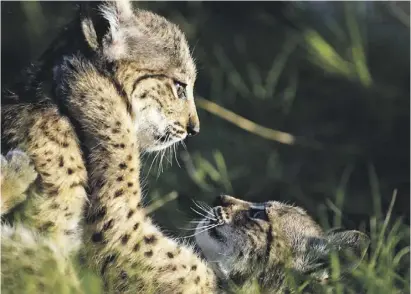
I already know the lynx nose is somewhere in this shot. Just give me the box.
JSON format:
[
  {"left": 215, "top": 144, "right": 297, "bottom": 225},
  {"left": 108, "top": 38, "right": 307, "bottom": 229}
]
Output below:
[{"left": 187, "top": 123, "right": 200, "bottom": 137}]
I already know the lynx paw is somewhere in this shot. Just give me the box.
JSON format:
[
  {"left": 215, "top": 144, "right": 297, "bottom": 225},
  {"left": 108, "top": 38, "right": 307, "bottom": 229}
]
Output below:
[{"left": 1, "top": 150, "right": 38, "bottom": 215}]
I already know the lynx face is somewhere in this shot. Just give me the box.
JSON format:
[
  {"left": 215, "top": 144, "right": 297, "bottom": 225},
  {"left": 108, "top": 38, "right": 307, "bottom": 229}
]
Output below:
[
  {"left": 79, "top": 2, "right": 200, "bottom": 152},
  {"left": 195, "top": 195, "right": 370, "bottom": 288},
  {"left": 116, "top": 59, "right": 199, "bottom": 152}
]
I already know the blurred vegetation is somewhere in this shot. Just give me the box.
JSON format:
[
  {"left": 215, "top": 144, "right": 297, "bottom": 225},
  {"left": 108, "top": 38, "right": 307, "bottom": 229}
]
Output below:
[{"left": 1, "top": 1, "right": 409, "bottom": 293}]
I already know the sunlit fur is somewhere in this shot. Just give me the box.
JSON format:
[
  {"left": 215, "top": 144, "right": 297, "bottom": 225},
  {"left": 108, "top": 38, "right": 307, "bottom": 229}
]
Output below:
[{"left": 1, "top": 1, "right": 201, "bottom": 292}]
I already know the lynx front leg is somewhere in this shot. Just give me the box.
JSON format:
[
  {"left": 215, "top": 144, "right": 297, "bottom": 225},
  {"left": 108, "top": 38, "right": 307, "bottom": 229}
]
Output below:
[
  {"left": 58, "top": 57, "right": 216, "bottom": 293},
  {"left": 2, "top": 104, "right": 88, "bottom": 254}
]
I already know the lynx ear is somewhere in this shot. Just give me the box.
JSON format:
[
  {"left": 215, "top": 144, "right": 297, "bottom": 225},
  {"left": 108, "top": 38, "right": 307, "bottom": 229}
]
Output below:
[
  {"left": 305, "top": 230, "right": 370, "bottom": 283},
  {"left": 327, "top": 230, "right": 370, "bottom": 271},
  {"left": 80, "top": 0, "right": 135, "bottom": 60}
]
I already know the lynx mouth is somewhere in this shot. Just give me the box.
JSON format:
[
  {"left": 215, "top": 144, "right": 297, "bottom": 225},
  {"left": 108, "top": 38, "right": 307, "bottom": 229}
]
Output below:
[
  {"left": 154, "top": 133, "right": 170, "bottom": 143},
  {"left": 208, "top": 226, "right": 226, "bottom": 242},
  {"left": 195, "top": 217, "right": 225, "bottom": 243},
  {"left": 148, "top": 131, "right": 186, "bottom": 152}
]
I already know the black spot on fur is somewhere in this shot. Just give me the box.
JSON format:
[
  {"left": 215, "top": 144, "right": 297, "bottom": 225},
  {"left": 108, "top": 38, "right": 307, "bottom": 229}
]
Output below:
[
  {"left": 48, "top": 189, "right": 59, "bottom": 196},
  {"left": 92, "top": 232, "right": 104, "bottom": 243},
  {"left": 265, "top": 224, "right": 274, "bottom": 259},
  {"left": 59, "top": 156, "right": 64, "bottom": 167},
  {"left": 119, "top": 163, "right": 127, "bottom": 169},
  {"left": 50, "top": 203, "right": 60, "bottom": 209},
  {"left": 39, "top": 221, "right": 54, "bottom": 232},
  {"left": 121, "top": 234, "right": 130, "bottom": 245},
  {"left": 133, "top": 223, "right": 140, "bottom": 230},
  {"left": 144, "top": 235, "right": 157, "bottom": 244},
  {"left": 127, "top": 182, "right": 133, "bottom": 187},
  {"left": 133, "top": 243, "right": 140, "bottom": 251},
  {"left": 101, "top": 254, "right": 116, "bottom": 275},
  {"left": 64, "top": 229, "right": 76, "bottom": 235},
  {"left": 114, "top": 189, "right": 124, "bottom": 197},
  {"left": 102, "top": 219, "right": 114, "bottom": 231},
  {"left": 117, "top": 176, "right": 124, "bottom": 182},
  {"left": 167, "top": 252, "right": 174, "bottom": 259},
  {"left": 120, "top": 270, "right": 128, "bottom": 280},
  {"left": 127, "top": 210, "right": 134, "bottom": 218},
  {"left": 144, "top": 250, "right": 153, "bottom": 257},
  {"left": 67, "top": 168, "right": 73, "bottom": 175}
]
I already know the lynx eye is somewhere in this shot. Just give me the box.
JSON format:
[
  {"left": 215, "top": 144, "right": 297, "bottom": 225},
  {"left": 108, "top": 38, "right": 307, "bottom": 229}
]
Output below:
[
  {"left": 248, "top": 208, "right": 268, "bottom": 221},
  {"left": 174, "top": 81, "right": 187, "bottom": 100}
]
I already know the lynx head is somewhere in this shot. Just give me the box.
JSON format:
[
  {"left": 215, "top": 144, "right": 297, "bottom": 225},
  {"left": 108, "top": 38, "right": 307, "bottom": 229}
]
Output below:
[
  {"left": 195, "top": 195, "right": 370, "bottom": 290},
  {"left": 79, "top": 0, "right": 199, "bottom": 152}
]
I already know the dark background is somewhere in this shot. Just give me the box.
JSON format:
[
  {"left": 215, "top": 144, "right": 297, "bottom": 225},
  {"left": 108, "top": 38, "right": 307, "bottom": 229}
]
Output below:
[{"left": 2, "top": 1, "right": 409, "bottom": 241}]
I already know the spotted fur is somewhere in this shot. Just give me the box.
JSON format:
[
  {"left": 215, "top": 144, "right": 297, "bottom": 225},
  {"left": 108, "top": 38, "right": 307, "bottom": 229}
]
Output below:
[
  {"left": 1, "top": 1, "right": 369, "bottom": 293},
  {"left": 2, "top": 0, "right": 203, "bottom": 292},
  {"left": 2, "top": 0, "right": 198, "bottom": 252}
]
